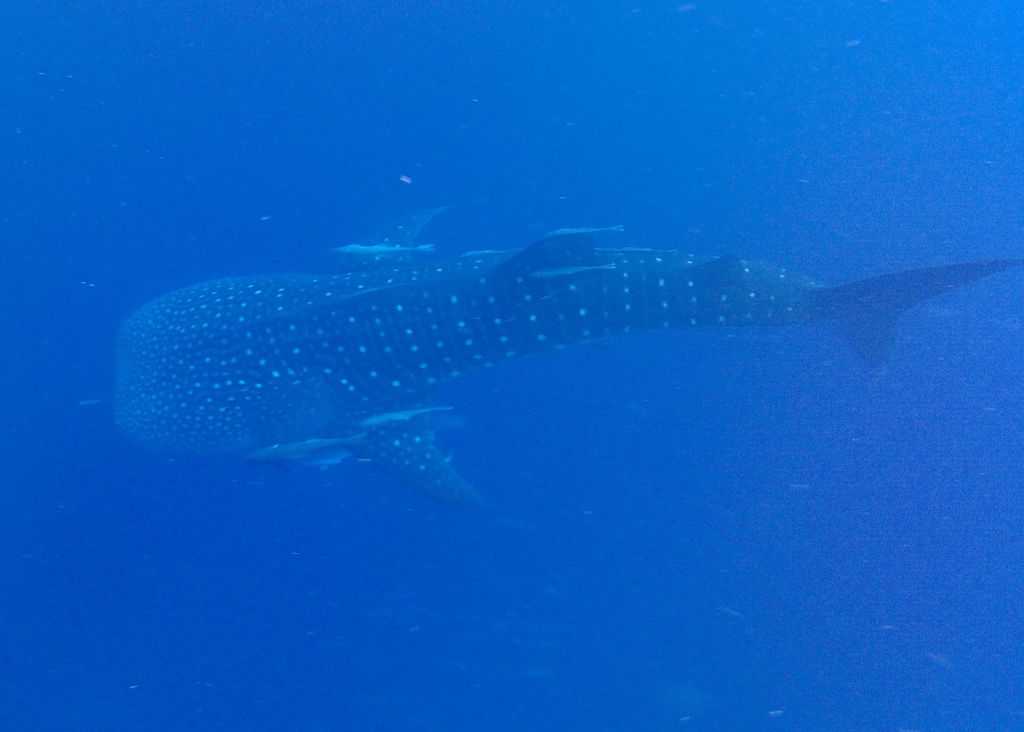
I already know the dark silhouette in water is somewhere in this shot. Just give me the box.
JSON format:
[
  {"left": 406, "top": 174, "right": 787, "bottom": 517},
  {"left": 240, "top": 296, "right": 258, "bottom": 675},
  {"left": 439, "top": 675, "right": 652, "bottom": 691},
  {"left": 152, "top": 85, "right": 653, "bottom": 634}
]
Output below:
[{"left": 115, "top": 220, "right": 1022, "bottom": 504}]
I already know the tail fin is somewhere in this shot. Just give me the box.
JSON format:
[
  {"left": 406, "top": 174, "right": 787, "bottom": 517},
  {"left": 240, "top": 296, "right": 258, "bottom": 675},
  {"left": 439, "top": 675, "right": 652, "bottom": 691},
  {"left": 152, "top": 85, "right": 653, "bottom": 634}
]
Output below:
[{"left": 815, "top": 259, "right": 1023, "bottom": 365}]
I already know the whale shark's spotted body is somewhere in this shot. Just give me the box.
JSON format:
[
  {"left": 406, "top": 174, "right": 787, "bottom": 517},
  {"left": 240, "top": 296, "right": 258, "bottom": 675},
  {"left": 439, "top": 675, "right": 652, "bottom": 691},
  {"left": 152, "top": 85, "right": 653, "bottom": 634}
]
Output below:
[{"left": 116, "top": 224, "right": 1022, "bottom": 504}]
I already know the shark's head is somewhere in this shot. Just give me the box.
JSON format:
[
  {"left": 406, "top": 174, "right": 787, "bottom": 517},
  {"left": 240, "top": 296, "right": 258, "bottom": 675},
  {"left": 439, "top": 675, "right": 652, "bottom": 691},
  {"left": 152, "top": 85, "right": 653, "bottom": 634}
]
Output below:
[{"left": 114, "top": 275, "right": 343, "bottom": 455}]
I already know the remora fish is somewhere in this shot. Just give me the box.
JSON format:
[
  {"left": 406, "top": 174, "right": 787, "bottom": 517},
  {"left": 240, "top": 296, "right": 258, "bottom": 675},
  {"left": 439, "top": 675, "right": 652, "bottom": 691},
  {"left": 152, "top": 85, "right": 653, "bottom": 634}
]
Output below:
[
  {"left": 331, "top": 206, "right": 446, "bottom": 268},
  {"left": 246, "top": 436, "right": 362, "bottom": 469},
  {"left": 115, "top": 224, "right": 1023, "bottom": 505},
  {"left": 333, "top": 243, "right": 435, "bottom": 257}
]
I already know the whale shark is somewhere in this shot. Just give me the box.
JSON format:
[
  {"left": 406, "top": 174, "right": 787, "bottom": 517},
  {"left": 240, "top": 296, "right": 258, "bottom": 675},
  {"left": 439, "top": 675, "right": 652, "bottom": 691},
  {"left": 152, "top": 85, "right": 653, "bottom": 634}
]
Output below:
[{"left": 115, "top": 214, "right": 1022, "bottom": 504}]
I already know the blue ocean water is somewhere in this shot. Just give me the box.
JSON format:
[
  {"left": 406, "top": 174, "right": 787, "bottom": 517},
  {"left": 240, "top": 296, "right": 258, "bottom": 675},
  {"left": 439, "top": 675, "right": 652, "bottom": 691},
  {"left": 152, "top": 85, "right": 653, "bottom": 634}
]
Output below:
[{"left": 3, "top": 2, "right": 1023, "bottom": 729}]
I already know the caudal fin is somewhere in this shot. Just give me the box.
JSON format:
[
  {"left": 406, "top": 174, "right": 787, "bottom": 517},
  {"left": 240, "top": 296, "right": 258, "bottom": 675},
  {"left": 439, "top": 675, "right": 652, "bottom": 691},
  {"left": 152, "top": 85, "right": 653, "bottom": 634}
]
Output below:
[{"left": 815, "top": 259, "right": 1024, "bottom": 365}]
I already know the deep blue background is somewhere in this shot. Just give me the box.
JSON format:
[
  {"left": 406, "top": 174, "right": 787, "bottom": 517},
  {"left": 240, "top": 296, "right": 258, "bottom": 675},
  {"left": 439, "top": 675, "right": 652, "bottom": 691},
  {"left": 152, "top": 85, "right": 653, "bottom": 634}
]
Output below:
[{"left": 2, "top": 2, "right": 1022, "bottom": 729}]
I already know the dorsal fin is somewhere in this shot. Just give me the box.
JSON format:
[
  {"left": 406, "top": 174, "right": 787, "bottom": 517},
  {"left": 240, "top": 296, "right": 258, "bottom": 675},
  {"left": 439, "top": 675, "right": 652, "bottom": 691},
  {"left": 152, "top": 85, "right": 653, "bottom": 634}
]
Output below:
[
  {"left": 690, "top": 254, "right": 746, "bottom": 283},
  {"left": 495, "top": 225, "right": 622, "bottom": 287}
]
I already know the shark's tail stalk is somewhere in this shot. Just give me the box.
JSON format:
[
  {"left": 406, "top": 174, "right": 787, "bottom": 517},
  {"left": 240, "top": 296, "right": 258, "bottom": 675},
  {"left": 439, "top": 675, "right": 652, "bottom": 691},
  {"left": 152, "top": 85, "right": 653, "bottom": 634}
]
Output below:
[{"left": 812, "top": 258, "right": 1024, "bottom": 365}]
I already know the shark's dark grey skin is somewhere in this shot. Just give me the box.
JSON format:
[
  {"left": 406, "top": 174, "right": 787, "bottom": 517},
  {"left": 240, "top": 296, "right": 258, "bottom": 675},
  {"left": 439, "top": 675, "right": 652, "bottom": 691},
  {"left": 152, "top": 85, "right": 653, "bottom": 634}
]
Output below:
[{"left": 115, "top": 228, "right": 1022, "bottom": 504}]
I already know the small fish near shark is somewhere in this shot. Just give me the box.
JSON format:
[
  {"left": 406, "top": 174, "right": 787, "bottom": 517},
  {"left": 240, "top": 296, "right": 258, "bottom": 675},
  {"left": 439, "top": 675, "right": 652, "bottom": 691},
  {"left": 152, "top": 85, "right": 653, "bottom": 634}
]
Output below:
[
  {"left": 115, "top": 209, "right": 1023, "bottom": 506},
  {"left": 330, "top": 206, "right": 446, "bottom": 269}
]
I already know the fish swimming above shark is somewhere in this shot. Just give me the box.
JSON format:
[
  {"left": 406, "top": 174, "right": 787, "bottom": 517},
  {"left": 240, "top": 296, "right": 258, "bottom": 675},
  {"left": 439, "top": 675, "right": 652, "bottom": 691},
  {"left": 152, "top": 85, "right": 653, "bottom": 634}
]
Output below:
[
  {"left": 330, "top": 206, "right": 446, "bottom": 269},
  {"left": 115, "top": 211, "right": 1023, "bottom": 505}
]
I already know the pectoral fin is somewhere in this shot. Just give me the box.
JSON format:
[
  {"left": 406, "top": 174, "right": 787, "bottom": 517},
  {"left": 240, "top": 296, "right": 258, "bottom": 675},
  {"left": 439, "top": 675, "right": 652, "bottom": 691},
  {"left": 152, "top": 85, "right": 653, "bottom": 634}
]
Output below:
[{"left": 347, "top": 422, "right": 483, "bottom": 507}]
